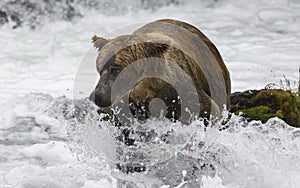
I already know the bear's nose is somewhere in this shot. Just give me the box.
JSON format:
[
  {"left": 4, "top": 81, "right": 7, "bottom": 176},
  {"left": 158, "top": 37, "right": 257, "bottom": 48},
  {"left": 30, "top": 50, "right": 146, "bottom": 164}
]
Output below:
[
  {"left": 89, "top": 89, "right": 112, "bottom": 107},
  {"left": 89, "top": 90, "right": 101, "bottom": 106}
]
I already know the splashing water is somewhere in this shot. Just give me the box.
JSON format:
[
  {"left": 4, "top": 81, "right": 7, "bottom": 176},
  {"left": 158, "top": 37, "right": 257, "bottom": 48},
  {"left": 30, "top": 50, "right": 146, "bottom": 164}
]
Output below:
[{"left": 1, "top": 93, "right": 299, "bottom": 188}]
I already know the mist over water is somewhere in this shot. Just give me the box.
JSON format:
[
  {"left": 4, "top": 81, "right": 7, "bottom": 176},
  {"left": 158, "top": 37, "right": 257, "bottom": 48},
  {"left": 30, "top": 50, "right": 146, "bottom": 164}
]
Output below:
[{"left": 0, "top": 0, "right": 300, "bottom": 187}]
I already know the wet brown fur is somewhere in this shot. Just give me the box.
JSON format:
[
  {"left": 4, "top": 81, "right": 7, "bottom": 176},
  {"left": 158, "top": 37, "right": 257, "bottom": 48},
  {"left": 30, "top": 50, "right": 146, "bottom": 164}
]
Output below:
[{"left": 90, "top": 19, "right": 231, "bottom": 121}]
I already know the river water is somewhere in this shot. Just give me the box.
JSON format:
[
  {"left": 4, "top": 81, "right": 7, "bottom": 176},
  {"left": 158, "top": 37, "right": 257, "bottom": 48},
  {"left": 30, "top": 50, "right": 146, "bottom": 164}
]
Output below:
[{"left": 0, "top": 0, "right": 300, "bottom": 187}]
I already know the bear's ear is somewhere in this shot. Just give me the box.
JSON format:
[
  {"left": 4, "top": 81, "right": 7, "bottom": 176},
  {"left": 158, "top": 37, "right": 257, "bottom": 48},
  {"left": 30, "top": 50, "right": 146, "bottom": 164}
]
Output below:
[{"left": 91, "top": 35, "right": 109, "bottom": 51}]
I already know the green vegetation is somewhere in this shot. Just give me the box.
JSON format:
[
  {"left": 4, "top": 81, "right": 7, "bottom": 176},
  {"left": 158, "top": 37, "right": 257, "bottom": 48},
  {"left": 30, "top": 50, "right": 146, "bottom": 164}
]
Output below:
[
  {"left": 231, "top": 89, "right": 300, "bottom": 127},
  {"left": 231, "top": 70, "right": 300, "bottom": 127}
]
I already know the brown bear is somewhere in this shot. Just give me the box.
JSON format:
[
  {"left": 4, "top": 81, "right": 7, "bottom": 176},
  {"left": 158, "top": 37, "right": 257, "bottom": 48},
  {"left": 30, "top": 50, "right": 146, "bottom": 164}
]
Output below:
[{"left": 90, "top": 19, "right": 231, "bottom": 125}]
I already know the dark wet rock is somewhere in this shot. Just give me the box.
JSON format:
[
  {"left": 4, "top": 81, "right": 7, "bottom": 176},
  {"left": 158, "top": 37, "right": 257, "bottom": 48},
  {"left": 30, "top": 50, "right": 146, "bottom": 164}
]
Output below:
[
  {"left": 230, "top": 90, "right": 261, "bottom": 112},
  {"left": 230, "top": 89, "right": 300, "bottom": 127},
  {"left": 0, "top": 9, "right": 9, "bottom": 25},
  {"left": 0, "top": 0, "right": 81, "bottom": 29}
]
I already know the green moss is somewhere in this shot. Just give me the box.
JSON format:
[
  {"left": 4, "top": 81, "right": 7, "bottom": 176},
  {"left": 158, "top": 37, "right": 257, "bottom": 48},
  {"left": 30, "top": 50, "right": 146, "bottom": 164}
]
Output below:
[
  {"left": 237, "top": 105, "right": 275, "bottom": 122},
  {"left": 231, "top": 89, "right": 300, "bottom": 127}
]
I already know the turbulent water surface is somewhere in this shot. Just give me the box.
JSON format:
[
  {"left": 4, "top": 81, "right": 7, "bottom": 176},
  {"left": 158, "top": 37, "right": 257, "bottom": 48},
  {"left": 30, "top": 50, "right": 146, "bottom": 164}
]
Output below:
[{"left": 0, "top": 0, "right": 300, "bottom": 187}]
